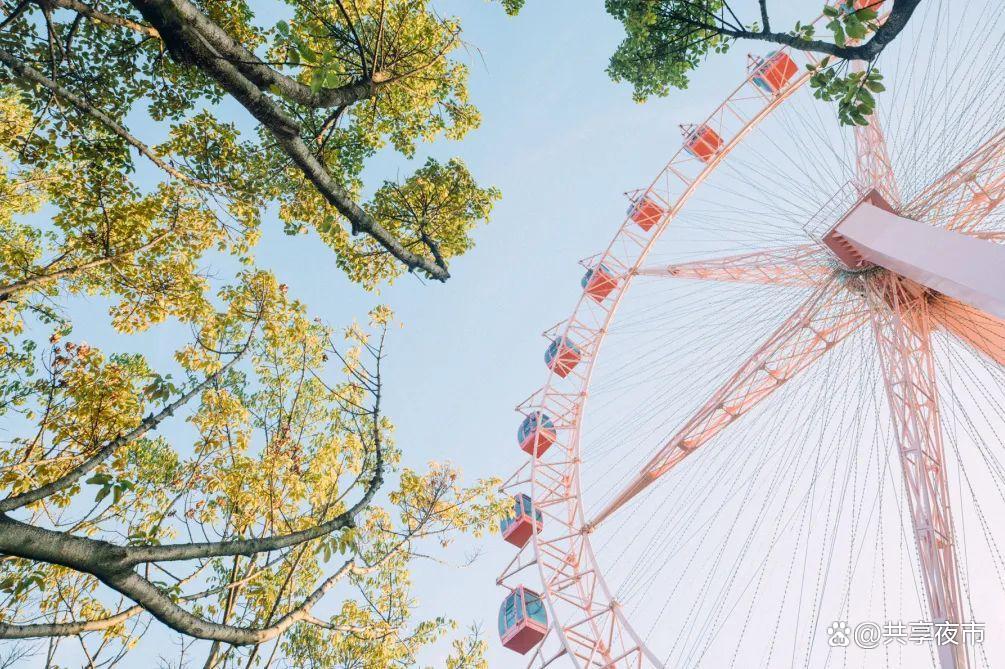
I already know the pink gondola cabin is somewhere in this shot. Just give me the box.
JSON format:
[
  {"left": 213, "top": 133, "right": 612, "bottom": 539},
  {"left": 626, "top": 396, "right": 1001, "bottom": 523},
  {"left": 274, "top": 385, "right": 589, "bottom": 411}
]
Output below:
[
  {"left": 682, "top": 124, "right": 724, "bottom": 163},
  {"left": 750, "top": 51, "right": 799, "bottom": 94},
  {"left": 500, "top": 493, "right": 543, "bottom": 548},
  {"left": 498, "top": 586, "right": 548, "bottom": 654},
  {"left": 627, "top": 195, "right": 665, "bottom": 231},
  {"left": 517, "top": 411, "right": 557, "bottom": 456},
  {"left": 545, "top": 337, "right": 581, "bottom": 378},
  {"left": 581, "top": 263, "right": 618, "bottom": 302}
]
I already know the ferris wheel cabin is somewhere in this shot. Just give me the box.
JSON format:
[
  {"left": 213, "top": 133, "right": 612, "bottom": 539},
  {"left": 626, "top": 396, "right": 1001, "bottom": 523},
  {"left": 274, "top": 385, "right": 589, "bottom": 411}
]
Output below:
[
  {"left": 682, "top": 124, "right": 724, "bottom": 162},
  {"left": 545, "top": 337, "right": 582, "bottom": 378},
  {"left": 749, "top": 51, "right": 799, "bottom": 94},
  {"left": 498, "top": 586, "right": 549, "bottom": 654},
  {"left": 582, "top": 263, "right": 619, "bottom": 302},
  {"left": 500, "top": 493, "right": 543, "bottom": 548},
  {"left": 627, "top": 195, "right": 665, "bottom": 231},
  {"left": 517, "top": 411, "right": 557, "bottom": 456}
]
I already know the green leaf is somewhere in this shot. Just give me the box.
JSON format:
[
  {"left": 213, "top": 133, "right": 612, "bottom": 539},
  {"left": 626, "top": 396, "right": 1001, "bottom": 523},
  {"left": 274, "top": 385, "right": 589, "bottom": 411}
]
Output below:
[
  {"left": 832, "top": 23, "right": 846, "bottom": 46},
  {"left": 846, "top": 21, "right": 868, "bottom": 39},
  {"left": 310, "top": 69, "right": 326, "bottom": 94}
]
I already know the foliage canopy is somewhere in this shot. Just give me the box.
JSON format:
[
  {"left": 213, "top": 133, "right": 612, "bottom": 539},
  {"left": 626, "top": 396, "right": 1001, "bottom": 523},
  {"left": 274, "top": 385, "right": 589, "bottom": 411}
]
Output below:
[
  {"left": 605, "top": 0, "right": 921, "bottom": 125},
  {"left": 0, "top": 0, "right": 516, "bottom": 666}
]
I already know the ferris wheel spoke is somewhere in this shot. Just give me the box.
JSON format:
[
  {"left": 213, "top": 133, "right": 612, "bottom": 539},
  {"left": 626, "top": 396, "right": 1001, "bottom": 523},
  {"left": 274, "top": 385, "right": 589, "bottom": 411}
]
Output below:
[
  {"left": 635, "top": 244, "right": 831, "bottom": 288},
  {"left": 851, "top": 60, "right": 902, "bottom": 206},
  {"left": 585, "top": 274, "right": 871, "bottom": 530},
  {"left": 854, "top": 115, "right": 902, "bottom": 207},
  {"left": 930, "top": 295, "right": 1005, "bottom": 366},
  {"left": 867, "top": 272, "right": 970, "bottom": 669},
  {"left": 903, "top": 128, "right": 1005, "bottom": 233}
]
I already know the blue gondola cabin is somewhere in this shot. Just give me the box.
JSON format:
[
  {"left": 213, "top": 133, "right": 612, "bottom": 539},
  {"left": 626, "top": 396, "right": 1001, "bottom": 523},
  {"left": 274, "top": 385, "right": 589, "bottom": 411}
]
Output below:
[
  {"left": 517, "top": 411, "right": 557, "bottom": 456},
  {"left": 682, "top": 124, "right": 724, "bottom": 163},
  {"left": 545, "top": 337, "right": 581, "bottom": 378},
  {"left": 582, "top": 264, "right": 618, "bottom": 302},
  {"left": 500, "top": 493, "right": 543, "bottom": 547},
  {"left": 627, "top": 195, "right": 665, "bottom": 231},
  {"left": 499, "top": 586, "right": 548, "bottom": 654},
  {"left": 750, "top": 51, "right": 798, "bottom": 94}
]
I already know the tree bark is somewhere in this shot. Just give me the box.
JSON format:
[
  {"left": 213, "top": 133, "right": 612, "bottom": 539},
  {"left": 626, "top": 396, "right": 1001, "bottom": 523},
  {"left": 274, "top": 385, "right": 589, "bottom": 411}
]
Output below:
[{"left": 126, "top": 0, "right": 450, "bottom": 280}]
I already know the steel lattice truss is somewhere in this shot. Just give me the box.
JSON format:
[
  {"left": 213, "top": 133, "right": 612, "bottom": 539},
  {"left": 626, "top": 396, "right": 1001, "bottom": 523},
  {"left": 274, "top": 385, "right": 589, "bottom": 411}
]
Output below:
[{"left": 496, "top": 5, "right": 1005, "bottom": 668}]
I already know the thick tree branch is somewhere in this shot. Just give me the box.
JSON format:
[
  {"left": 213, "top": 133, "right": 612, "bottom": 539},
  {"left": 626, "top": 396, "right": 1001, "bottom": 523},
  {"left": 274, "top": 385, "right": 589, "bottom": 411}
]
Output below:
[
  {"left": 0, "top": 332, "right": 388, "bottom": 644},
  {"left": 128, "top": 0, "right": 450, "bottom": 280},
  {"left": 667, "top": 0, "right": 923, "bottom": 61},
  {"left": 134, "top": 0, "right": 384, "bottom": 108},
  {"left": 0, "top": 515, "right": 359, "bottom": 644}
]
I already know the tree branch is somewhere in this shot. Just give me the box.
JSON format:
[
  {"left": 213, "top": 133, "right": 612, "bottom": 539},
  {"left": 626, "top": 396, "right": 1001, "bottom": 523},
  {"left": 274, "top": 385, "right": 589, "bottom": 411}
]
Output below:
[
  {"left": 0, "top": 48, "right": 208, "bottom": 188},
  {"left": 665, "top": 0, "right": 923, "bottom": 61},
  {"left": 0, "top": 326, "right": 254, "bottom": 513},
  {"left": 0, "top": 515, "right": 360, "bottom": 644},
  {"left": 0, "top": 606, "right": 143, "bottom": 639},
  {"left": 0, "top": 223, "right": 176, "bottom": 299},
  {"left": 127, "top": 0, "right": 450, "bottom": 280},
  {"left": 125, "top": 339, "right": 386, "bottom": 564},
  {"left": 135, "top": 0, "right": 384, "bottom": 109},
  {"left": 48, "top": 0, "right": 159, "bottom": 38}
]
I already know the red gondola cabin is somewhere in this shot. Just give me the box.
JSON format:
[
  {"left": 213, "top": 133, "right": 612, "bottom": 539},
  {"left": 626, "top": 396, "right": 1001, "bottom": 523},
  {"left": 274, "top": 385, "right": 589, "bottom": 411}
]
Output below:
[
  {"left": 500, "top": 493, "right": 543, "bottom": 548},
  {"left": 750, "top": 51, "right": 798, "bottom": 94},
  {"left": 582, "top": 263, "right": 618, "bottom": 302},
  {"left": 498, "top": 586, "right": 548, "bottom": 654},
  {"left": 682, "top": 124, "right": 724, "bottom": 163},
  {"left": 627, "top": 195, "right": 665, "bottom": 231},
  {"left": 545, "top": 337, "right": 581, "bottom": 378},
  {"left": 517, "top": 411, "right": 557, "bottom": 456}
]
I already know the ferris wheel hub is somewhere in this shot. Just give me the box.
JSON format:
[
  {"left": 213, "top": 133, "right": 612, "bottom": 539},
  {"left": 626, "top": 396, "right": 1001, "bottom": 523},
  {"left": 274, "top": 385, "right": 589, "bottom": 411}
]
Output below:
[{"left": 824, "top": 191, "right": 1005, "bottom": 319}]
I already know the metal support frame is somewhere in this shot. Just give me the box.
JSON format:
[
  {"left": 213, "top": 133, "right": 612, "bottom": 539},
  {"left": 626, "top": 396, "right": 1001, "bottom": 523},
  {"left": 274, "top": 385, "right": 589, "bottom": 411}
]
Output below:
[{"left": 868, "top": 274, "right": 968, "bottom": 669}]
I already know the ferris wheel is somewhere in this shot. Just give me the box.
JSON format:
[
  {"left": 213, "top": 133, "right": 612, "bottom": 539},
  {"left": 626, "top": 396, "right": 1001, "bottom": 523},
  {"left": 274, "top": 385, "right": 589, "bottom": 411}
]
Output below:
[{"left": 494, "top": 1, "right": 1005, "bottom": 668}]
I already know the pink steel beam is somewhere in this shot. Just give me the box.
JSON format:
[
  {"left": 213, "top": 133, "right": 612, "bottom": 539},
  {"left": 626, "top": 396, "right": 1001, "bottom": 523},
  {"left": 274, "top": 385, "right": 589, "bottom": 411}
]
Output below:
[
  {"left": 834, "top": 199, "right": 1005, "bottom": 319},
  {"left": 904, "top": 128, "right": 1005, "bottom": 233},
  {"left": 851, "top": 59, "right": 901, "bottom": 206},
  {"left": 586, "top": 275, "right": 871, "bottom": 528},
  {"left": 854, "top": 114, "right": 901, "bottom": 206},
  {"left": 868, "top": 274, "right": 968, "bottom": 669},
  {"left": 930, "top": 295, "right": 1005, "bottom": 366},
  {"left": 636, "top": 244, "right": 832, "bottom": 287}
]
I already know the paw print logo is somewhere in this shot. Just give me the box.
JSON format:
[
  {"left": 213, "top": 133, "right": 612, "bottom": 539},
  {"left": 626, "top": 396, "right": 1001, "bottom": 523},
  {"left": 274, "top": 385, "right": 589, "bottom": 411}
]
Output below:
[{"left": 827, "top": 621, "right": 852, "bottom": 647}]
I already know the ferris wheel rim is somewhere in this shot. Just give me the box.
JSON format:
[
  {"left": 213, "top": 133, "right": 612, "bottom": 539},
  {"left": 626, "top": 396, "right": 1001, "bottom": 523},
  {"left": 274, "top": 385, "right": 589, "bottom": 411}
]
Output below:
[{"left": 516, "top": 36, "right": 832, "bottom": 669}]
